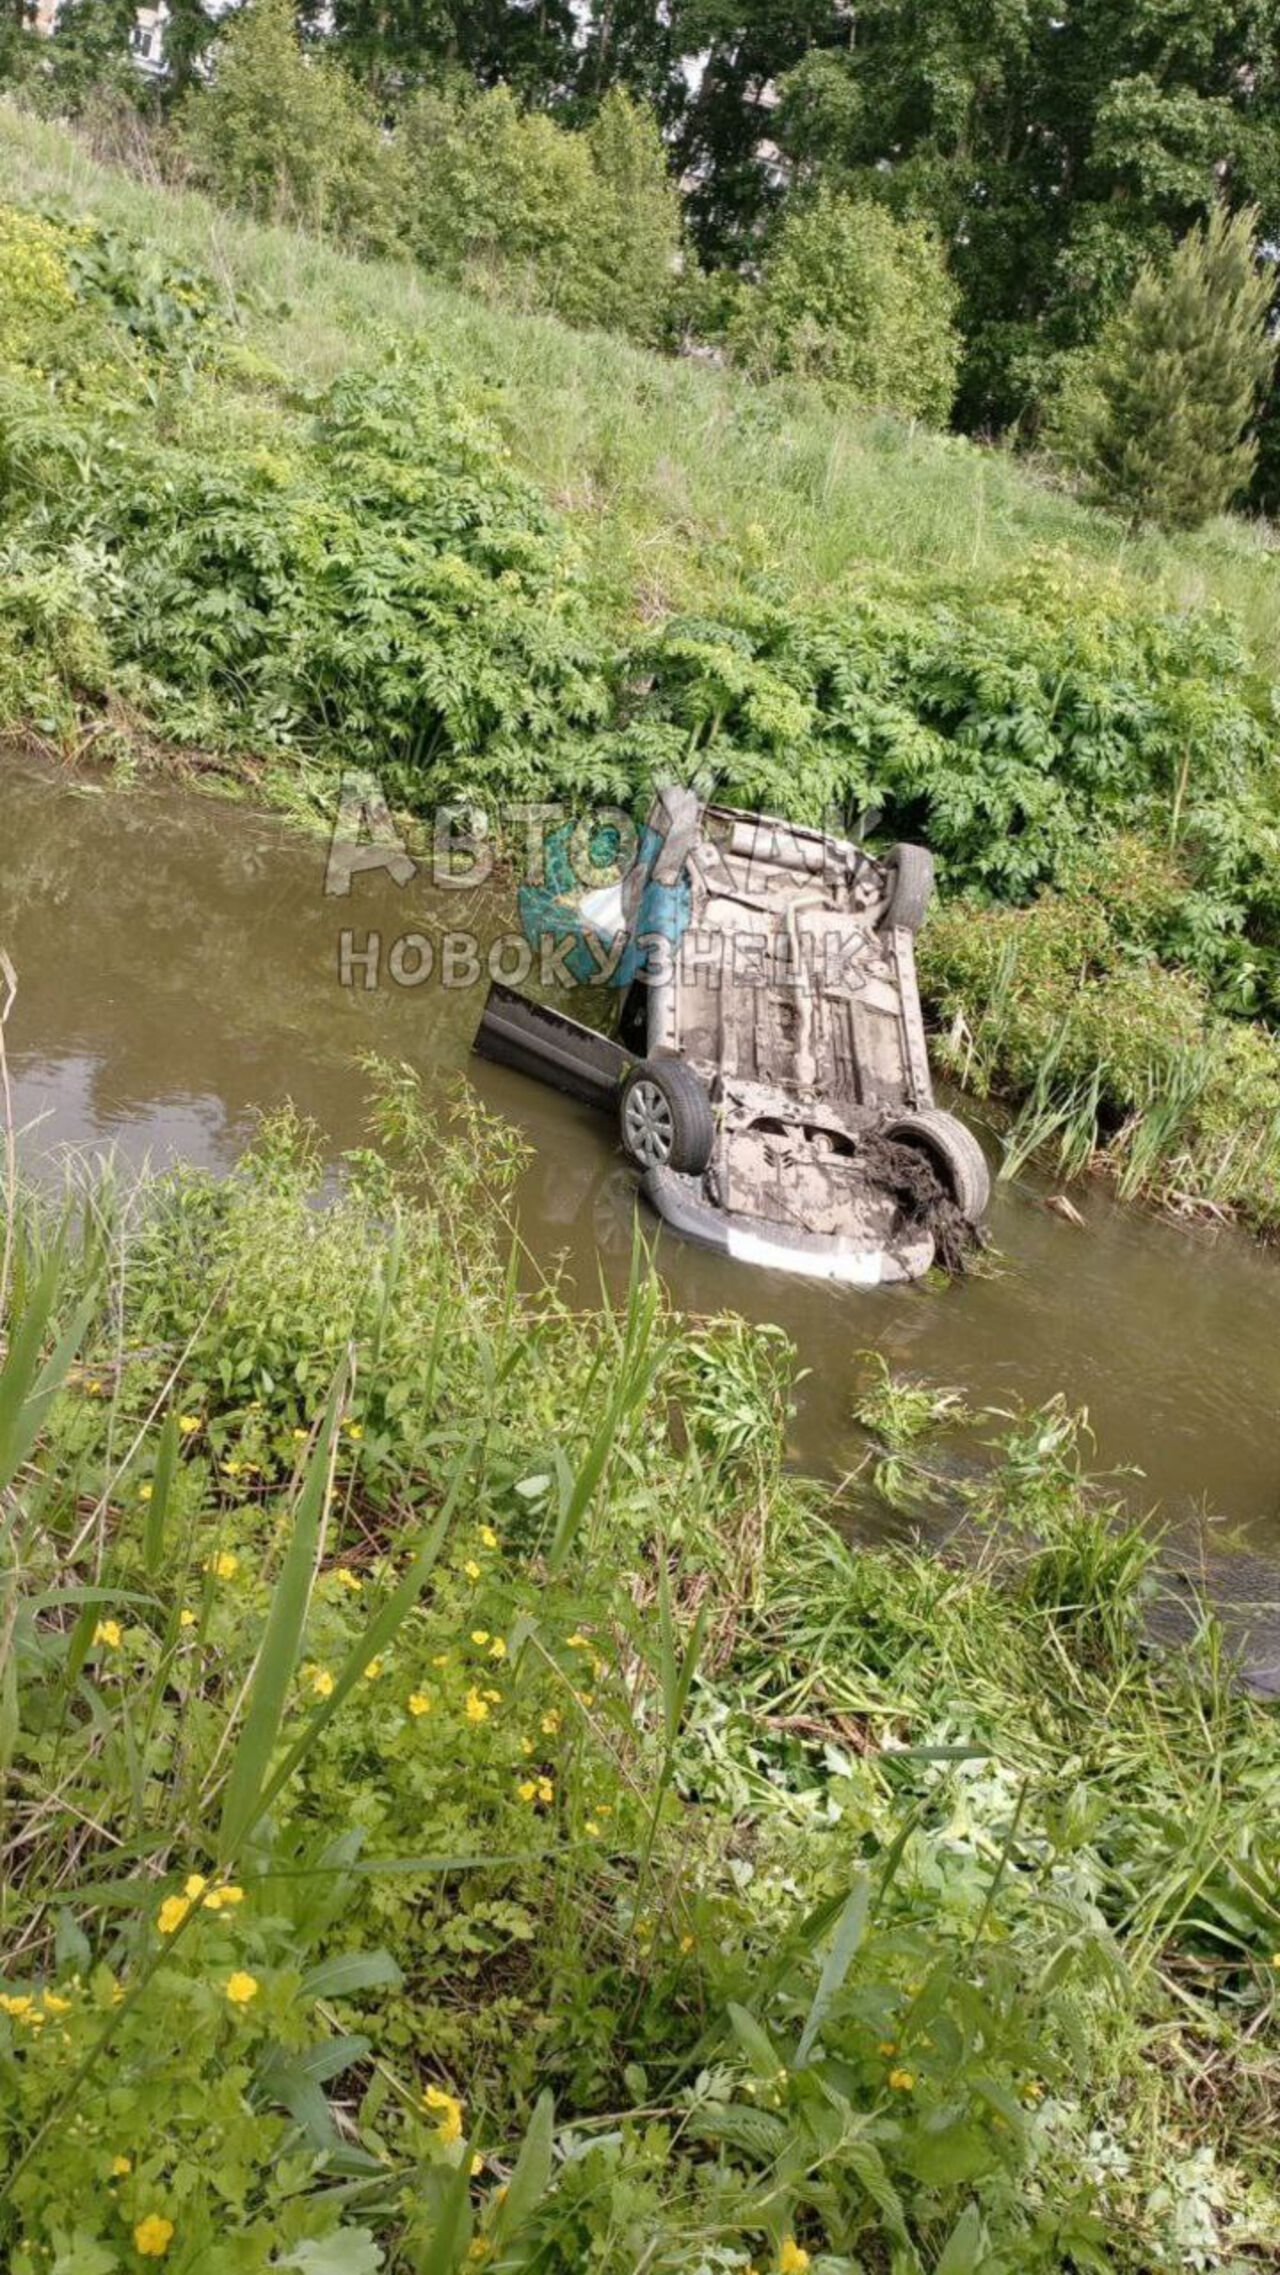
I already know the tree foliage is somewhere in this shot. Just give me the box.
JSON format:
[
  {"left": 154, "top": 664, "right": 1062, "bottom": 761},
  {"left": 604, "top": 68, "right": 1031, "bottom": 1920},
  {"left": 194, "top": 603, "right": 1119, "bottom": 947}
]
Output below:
[
  {"left": 732, "top": 188, "right": 960, "bottom": 422},
  {"left": 1065, "top": 204, "right": 1277, "bottom": 529},
  {"left": 401, "top": 80, "right": 680, "bottom": 342},
  {"left": 174, "top": 0, "right": 399, "bottom": 248},
  {"left": 770, "top": 0, "right": 1280, "bottom": 440}
]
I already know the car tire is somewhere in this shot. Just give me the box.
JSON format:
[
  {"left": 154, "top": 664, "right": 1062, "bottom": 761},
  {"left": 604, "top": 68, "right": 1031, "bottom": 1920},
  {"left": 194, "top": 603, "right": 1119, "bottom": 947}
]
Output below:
[
  {"left": 880, "top": 843, "right": 934, "bottom": 934},
  {"left": 619, "top": 1057, "right": 714, "bottom": 1175},
  {"left": 884, "top": 1107, "right": 990, "bottom": 1223}
]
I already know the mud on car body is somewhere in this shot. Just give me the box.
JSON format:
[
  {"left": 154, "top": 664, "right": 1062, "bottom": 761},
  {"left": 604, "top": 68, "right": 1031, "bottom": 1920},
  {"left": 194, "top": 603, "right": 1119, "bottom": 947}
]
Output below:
[{"left": 474, "top": 788, "right": 989, "bottom": 1284}]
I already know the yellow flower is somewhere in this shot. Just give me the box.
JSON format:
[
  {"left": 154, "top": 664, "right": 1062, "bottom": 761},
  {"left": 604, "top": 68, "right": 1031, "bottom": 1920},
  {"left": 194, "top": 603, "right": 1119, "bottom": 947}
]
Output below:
[
  {"left": 184, "top": 1874, "right": 208, "bottom": 1902},
  {"left": 465, "top": 1689, "right": 489, "bottom": 1722},
  {"left": 888, "top": 2068, "right": 915, "bottom": 2092},
  {"left": 111, "top": 2154, "right": 132, "bottom": 2176},
  {"left": 344, "top": 1422, "right": 363, "bottom": 1441},
  {"left": 470, "top": 1630, "right": 490, "bottom": 1647},
  {"left": 408, "top": 1692, "right": 432, "bottom": 1717},
  {"left": 308, "top": 1666, "right": 335, "bottom": 1699},
  {"left": 334, "top": 1568, "right": 362, "bottom": 1592},
  {"left": 584, "top": 1820, "right": 600, "bottom": 1837},
  {"left": 464, "top": 1559, "right": 481, "bottom": 1581},
  {"left": 178, "top": 1414, "right": 201, "bottom": 1436},
  {"left": 537, "top": 1776, "right": 553, "bottom": 1805},
  {"left": 363, "top": 1658, "right": 383, "bottom": 1681},
  {"left": 138, "top": 1482, "right": 153, "bottom": 1502},
  {"left": 878, "top": 2041, "right": 897, "bottom": 2057},
  {"left": 206, "top": 1551, "right": 238, "bottom": 1580},
  {"left": 225, "top": 1971, "right": 259, "bottom": 2006},
  {"left": 517, "top": 1780, "right": 537, "bottom": 1803},
  {"left": 779, "top": 2243, "right": 810, "bottom": 2275},
  {"left": 0, "top": 1993, "right": 32, "bottom": 2018},
  {"left": 87, "top": 1379, "right": 104, "bottom": 1396},
  {"left": 483, "top": 1687, "right": 501, "bottom": 1704},
  {"left": 179, "top": 1609, "right": 197, "bottom": 1629},
  {"left": 432, "top": 1652, "right": 450, "bottom": 1667},
  {"left": 540, "top": 1711, "right": 560, "bottom": 1735},
  {"left": 679, "top": 1933, "right": 694, "bottom": 1954},
  {"left": 93, "top": 1619, "right": 122, "bottom": 1649},
  {"left": 292, "top": 1427, "right": 309, "bottom": 1441},
  {"left": 134, "top": 2214, "right": 174, "bottom": 2257},
  {"left": 423, "top": 2084, "right": 463, "bottom": 2145},
  {"left": 488, "top": 1638, "right": 507, "bottom": 1660},
  {"left": 42, "top": 1991, "right": 72, "bottom": 2014},
  {"left": 566, "top": 1633, "right": 588, "bottom": 1649},
  {"left": 470, "top": 2152, "right": 484, "bottom": 2175},
  {"left": 520, "top": 1737, "right": 534, "bottom": 1756},
  {"left": 206, "top": 1884, "right": 244, "bottom": 1911},
  {"left": 479, "top": 1526, "right": 499, "bottom": 1549},
  {"left": 157, "top": 1896, "right": 190, "bottom": 1936}
]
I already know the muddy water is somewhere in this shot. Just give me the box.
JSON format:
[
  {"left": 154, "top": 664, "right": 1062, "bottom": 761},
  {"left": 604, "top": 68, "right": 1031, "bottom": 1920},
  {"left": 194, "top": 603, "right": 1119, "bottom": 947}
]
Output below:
[{"left": 3, "top": 757, "right": 1278, "bottom": 1562}]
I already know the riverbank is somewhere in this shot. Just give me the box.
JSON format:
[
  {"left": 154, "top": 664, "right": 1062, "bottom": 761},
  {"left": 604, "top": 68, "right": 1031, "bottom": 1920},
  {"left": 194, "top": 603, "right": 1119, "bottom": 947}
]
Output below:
[
  {"left": 2, "top": 103, "right": 1280, "bottom": 1241},
  {"left": 1, "top": 1071, "right": 1278, "bottom": 2273}
]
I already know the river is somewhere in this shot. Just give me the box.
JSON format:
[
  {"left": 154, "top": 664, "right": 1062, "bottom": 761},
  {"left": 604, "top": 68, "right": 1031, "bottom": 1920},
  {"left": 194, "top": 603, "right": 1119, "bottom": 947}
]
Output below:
[{"left": 3, "top": 753, "right": 1277, "bottom": 1578}]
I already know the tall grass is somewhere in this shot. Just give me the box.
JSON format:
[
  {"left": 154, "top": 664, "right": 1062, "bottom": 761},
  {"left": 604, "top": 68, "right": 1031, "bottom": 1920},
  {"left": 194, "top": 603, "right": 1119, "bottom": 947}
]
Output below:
[{"left": 3, "top": 99, "right": 1278, "bottom": 670}]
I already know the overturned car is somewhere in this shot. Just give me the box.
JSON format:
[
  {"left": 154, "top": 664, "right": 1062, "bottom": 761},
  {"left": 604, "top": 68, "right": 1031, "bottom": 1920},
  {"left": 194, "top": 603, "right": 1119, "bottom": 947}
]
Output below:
[{"left": 474, "top": 790, "right": 989, "bottom": 1285}]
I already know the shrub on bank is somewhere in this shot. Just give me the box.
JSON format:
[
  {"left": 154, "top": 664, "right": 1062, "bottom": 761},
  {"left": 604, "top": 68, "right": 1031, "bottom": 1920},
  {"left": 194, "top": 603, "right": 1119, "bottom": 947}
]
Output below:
[
  {"left": 174, "top": 0, "right": 401, "bottom": 253},
  {"left": 921, "top": 875, "right": 1280, "bottom": 1227},
  {"left": 401, "top": 81, "right": 682, "bottom": 346},
  {"left": 730, "top": 189, "right": 962, "bottom": 424}
]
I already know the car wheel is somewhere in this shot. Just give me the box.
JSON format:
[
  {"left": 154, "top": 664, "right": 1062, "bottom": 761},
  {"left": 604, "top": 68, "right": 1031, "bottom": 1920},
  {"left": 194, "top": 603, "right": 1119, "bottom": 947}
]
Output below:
[
  {"left": 880, "top": 843, "right": 934, "bottom": 933},
  {"left": 884, "top": 1107, "right": 990, "bottom": 1223},
  {"left": 619, "top": 1058, "right": 714, "bottom": 1175}
]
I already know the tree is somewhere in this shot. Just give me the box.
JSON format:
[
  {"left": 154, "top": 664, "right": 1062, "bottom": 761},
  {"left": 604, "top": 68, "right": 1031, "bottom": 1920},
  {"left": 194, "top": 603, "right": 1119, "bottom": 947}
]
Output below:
[
  {"left": 771, "top": 0, "right": 1280, "bottom": 438},
  {"left": 1067, "top": 204, "right": 1277, "bottom": 529},
  {"left": 580, "top": 87, "right": 682, "bottom": 341},
  {"left": 177, "top": 0, "right": 400, "bottom": 249},
  {"left": 400, "top": 80, "right": 680, "bottom": 341},
  {"left": 669, "top": 0, "right": 848, "bottom": 263},
  {"left": 731, "top": 187, "right": 961, "bottom": 423}
]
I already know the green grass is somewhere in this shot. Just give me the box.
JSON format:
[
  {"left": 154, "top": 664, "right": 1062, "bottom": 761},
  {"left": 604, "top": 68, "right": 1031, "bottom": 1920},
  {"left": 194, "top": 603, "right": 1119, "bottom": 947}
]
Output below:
[
  {"left": 1, "top": 1068, "right": 1278, "bottom": 2272},
  {"left": 4, "top": 98, "right": 1279, "bottom": 671}
]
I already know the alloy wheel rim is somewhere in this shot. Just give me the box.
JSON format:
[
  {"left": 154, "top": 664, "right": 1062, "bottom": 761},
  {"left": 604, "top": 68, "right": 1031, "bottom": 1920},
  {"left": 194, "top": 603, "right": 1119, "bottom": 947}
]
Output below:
[{"left": 623, "top": 1080, "right": 674, "bottom": 1168}]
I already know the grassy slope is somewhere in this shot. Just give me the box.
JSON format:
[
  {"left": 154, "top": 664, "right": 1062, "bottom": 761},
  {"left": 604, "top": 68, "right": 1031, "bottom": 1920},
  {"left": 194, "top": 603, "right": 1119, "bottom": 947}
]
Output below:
[{"left": 5, "top": 99, "right": 1280, "bottom": 673}]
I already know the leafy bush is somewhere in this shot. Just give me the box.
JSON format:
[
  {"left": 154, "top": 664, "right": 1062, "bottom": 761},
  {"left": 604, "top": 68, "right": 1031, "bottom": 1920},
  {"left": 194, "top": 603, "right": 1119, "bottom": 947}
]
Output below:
[
  {"left": 399, "top": 82, "right": 681, "bottom": 344},
  {"left": 1058, "top": 204, "right": 1277, "bottom": 531},
  {"left": 175, "top": 0, "right": 401, "bottom": 253},
  {"left": 730, "top": 189, "right": 961, "bottom": 424},
  {"left": 629, "top": 562, "right": 1278, "bottom": 966}
]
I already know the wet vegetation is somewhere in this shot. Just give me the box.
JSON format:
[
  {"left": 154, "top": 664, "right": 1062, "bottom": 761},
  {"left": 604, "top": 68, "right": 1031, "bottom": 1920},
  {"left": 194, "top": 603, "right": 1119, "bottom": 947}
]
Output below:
[
  {"left": 1, "top": 1070, "right": 1278, "bottom": 2272},
  {"left": 1, "top": 107, "right": 1278, "bottom": 1230}
]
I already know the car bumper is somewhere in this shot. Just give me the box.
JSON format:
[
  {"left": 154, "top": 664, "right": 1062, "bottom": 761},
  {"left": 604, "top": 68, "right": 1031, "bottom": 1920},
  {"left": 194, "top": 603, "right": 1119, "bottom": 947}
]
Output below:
[{"left": 643, "top": 1168, "right": 935, "bottom": 1286}]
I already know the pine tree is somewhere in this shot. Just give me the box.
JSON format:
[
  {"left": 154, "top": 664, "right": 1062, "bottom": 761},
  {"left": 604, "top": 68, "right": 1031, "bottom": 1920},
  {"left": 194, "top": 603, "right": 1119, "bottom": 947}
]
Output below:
[{"left": 1080, "top": 205, "right": 1277, "bottom": 531}]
